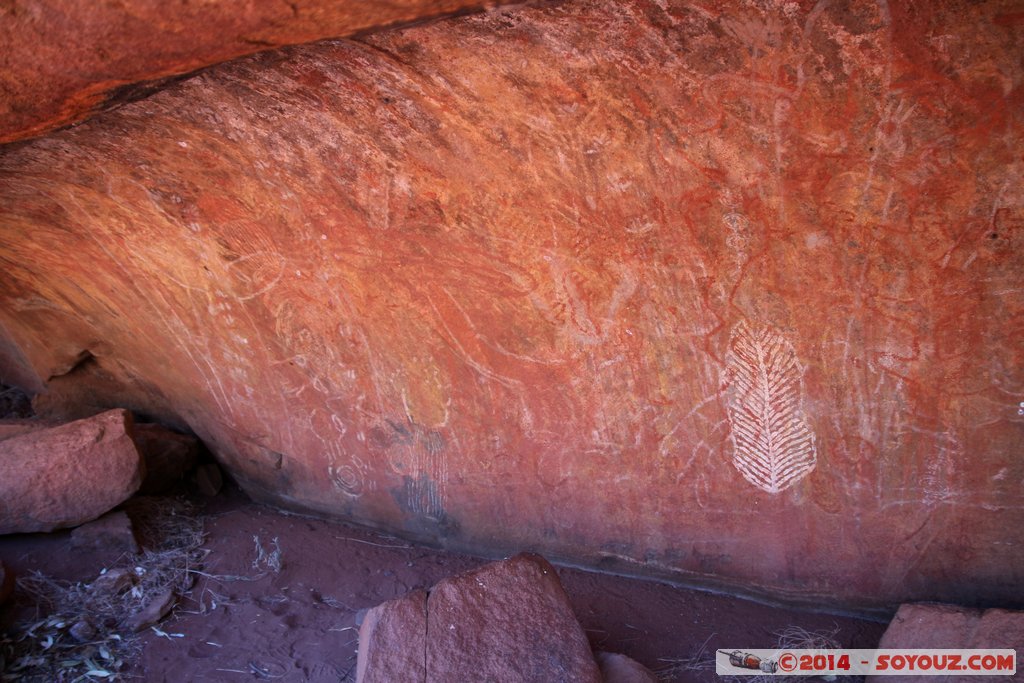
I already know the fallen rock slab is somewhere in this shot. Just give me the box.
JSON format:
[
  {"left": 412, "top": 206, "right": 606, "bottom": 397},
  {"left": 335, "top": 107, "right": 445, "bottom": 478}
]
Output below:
[
  {"left": 0, "top": 409, "right": 144, "bottom": 534},
  {"left": 876, "top": 604, "right": 1024, "bottom": 683},
  {"left": 357, "top": 589, "right": 428, "bottom": 683},
  {"left": 879, "top": 603, "right": 976, "bottom": 649},
  {"left": 6, "top": 416, "right": 203, "bottom": 494},
  {"left": 358, "top": 552, "right": 602, "bottom": 683},
  {"left": 427, "top": 553, "right": 602, "bottom": 683},
  {"left": 971, "top": 609, "right": 1024, "bottom": 655},
  {"left": 70, "top": 510, "right": 140, "bottom": 554},
  {"left": 879, "top": 603, "right": 1024, "bottom": 648}
]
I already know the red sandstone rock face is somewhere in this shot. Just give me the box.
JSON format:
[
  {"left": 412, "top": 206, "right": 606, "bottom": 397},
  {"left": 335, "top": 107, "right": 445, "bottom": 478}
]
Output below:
[
  {"left": 0, "top": 0, "right": 1022, "bottom": 607},
  {"left": 0, "top": 410, "right": 143, "bottom": 533},
  {"left": 0, "top": 0, "right": 512, "bottom": 144}
]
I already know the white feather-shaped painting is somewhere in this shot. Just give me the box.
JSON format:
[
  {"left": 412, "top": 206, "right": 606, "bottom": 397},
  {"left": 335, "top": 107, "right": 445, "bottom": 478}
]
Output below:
[{"left": 725, "top": 320, "right": 817, "bottom": 493}]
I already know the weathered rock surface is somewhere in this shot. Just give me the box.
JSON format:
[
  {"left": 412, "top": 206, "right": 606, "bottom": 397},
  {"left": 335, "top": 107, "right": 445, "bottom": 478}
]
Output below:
[
  {"left": 0, "top": 418, "right": 52, "bottom": 442},
  {"left": 879, "top": 603, "right": 976, "bottom": 649},
  {"left": 971, "top": 610, "right": 1024, "bottom": 657},
  {"left": 879, "top": 603, "right": 1024, "bottom": 649},
  {"left": 876, "top": 604, "right": 1024, "bottom": 683},
  {"left": 0, "top": 0, "right": 518, "bottom": 144},
  {"left": 1, "top": 416, "right": 199, "bottom": 493},
  {"left": 595, "top": 652, "right": 659, "bottom": 683},
  {"left": 358, "top": 553, "right": 602, "bottom": 683},
  {"left": 0, "top": 0, "right": 1022, "bottom": 607},
  {"left": 0, "top": 410, "right": 144, "bottom": 534},
  {"left": 30, "top": 356, "right": 184, "bottom": 429},
  {"left": 70, "top": 510, "right": 140, "bottom": 554},
  {"left": 426, "top": 553, "right": 602, "bottom": 682},
  {"left": 134, "top": 423, "right": 200, "bottom": 494},
  {"left": 357, "top": 589, "right": 428, "bottom": 683}
]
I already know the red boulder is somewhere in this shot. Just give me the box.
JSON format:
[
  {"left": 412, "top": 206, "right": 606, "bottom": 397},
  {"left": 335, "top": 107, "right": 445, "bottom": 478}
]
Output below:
[
  {"left": 0, "top": 409, "right": 144, "bottom": 534},
  {"left": 358, "top": 553, "right": 602, "bottom": 683}
]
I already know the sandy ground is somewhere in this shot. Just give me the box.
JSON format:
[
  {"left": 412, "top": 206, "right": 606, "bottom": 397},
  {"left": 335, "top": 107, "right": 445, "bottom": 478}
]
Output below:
[{"left": 0, "top": 486, "right": 886, "bottom": 682}]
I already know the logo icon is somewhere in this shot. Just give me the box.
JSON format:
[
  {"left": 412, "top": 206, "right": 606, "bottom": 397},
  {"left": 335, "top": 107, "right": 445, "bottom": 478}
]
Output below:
[{"left": 722, "top": 650, "right": 779, "bottom": 674}]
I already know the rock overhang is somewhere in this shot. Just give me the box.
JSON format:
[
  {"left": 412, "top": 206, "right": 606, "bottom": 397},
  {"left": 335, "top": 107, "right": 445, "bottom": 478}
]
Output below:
[{"left": 0, "top": 0, "right": 1021, "bottom": 611}]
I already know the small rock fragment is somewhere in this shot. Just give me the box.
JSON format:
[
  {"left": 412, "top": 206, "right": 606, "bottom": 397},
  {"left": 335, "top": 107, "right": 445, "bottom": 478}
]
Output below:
[
  {"left": 123, "top": 586, "right": 177, "bottom": 632},
  {"left": 69, "top": 618, "right": 98, "bottom": 643},
  {"left": 90, "top": 567, "right": 135, "bottom": 595}
]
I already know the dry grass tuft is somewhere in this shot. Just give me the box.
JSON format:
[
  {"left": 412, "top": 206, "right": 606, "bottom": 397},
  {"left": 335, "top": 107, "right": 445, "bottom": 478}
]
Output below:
[
  {"left": 773, "top": 625, "right": 841, "bottom": 650},
  {"left": 656, "top": 632, "right": 717, "bottom": 681},
  {"left": 656, "top": 625, "right": 843, "bottom": 683},
  {"left": 0, "top": 497, "right": 206, "bottom": 682},
  {"left": 251, "top": 535, "right": 282, "bottom": 574}
]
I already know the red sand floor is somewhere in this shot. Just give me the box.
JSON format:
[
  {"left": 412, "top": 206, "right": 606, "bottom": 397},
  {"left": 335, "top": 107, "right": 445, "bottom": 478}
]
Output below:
[{"left": 0, "top": 487, "right": 886, "bottom": 682}]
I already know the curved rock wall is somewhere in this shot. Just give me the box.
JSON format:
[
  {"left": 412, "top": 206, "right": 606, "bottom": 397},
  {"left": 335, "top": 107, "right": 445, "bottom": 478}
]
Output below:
[{"left": 1, "top": 0, "right": 1022, "bottom": 609}]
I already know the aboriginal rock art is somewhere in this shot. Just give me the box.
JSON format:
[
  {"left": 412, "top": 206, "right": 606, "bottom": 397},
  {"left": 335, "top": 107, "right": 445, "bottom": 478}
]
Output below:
[{"left": 724, "top": 320, "right": 817, "bottom": 494}]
